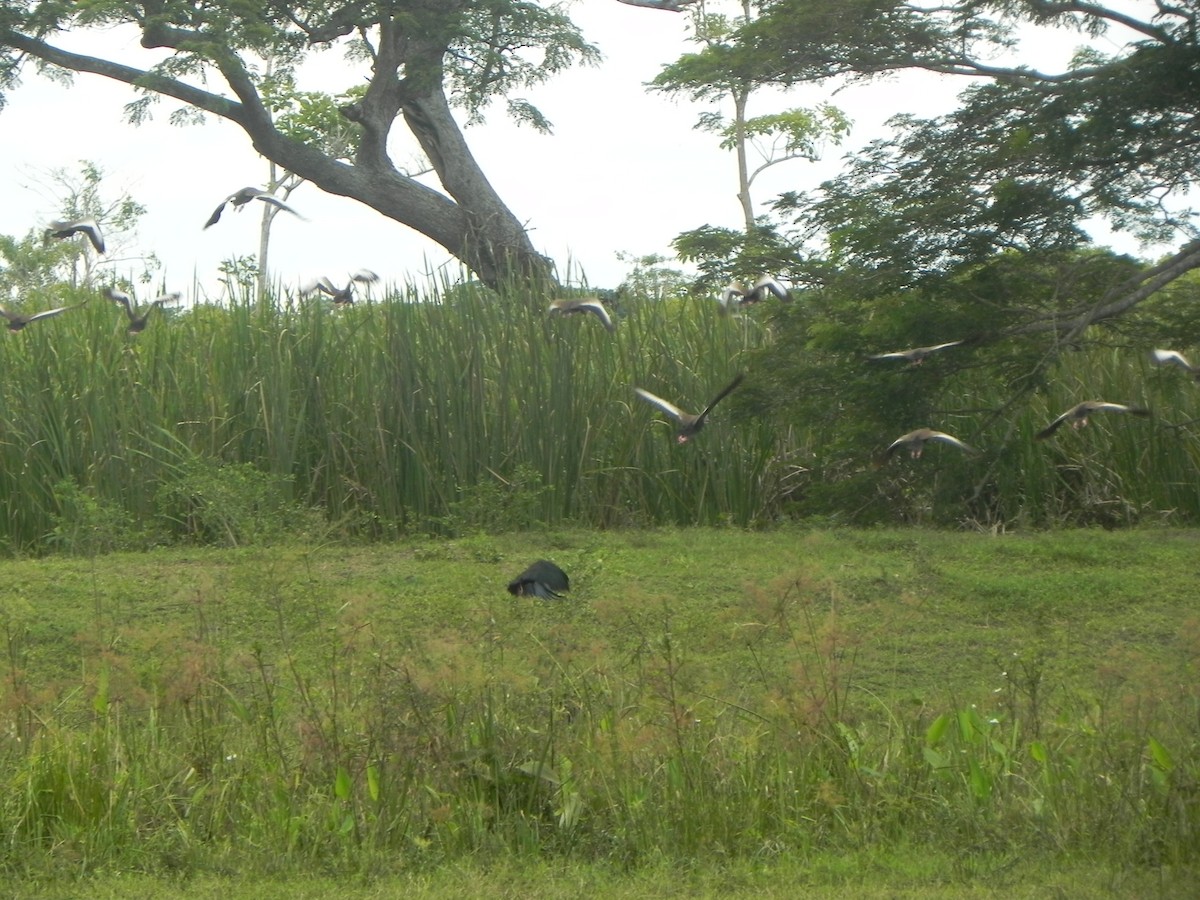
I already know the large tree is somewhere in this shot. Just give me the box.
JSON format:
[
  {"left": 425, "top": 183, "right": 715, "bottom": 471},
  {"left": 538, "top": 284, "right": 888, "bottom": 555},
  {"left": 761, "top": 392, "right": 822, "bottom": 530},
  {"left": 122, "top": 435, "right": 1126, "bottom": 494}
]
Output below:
[
  {"left": 0, "top": 1, "right": 628, "bottom": 288},
  {"left": 708, "top": 0, "right": 1200, "bottom": 332}
]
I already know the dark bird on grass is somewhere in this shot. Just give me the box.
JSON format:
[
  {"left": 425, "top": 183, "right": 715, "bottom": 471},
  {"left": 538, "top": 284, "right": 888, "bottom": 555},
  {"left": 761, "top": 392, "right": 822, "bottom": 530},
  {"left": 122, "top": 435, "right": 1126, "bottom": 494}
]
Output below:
[
  {"left": 719, "top": 275, "right": 790, "bottom": 311},
  {"left": 301, "top": 269, "right": 379, "bottom": 305},
  {"left": 45, "top": 218, "right": 105, "bottom": 254},
  {"left": 1150, "top": 348, "right": 1200, "bottom": 379},
  {"left": 875, "top": 428, "right": 979, "bottom": 467},
  {"left": 548, "top": 297, "right": 615, "bottom": 332},
  {"left": 0, "top": 302, "right": 82, "bottom": 333},
  {"left": 634, "top": 373, "right": 745, "bottom": 444},
  {"left": 204, "top": 187, "right": 304, "bottom": 229},
  {"left": 1034, "top": 401, "right": 1151, "bottom": 441},
  {"left": 104, "top": 287, "right": 180, "bottom": 334},
  {"left": 507, "top": 560, "right": 570, "bottom": 600},
  {"left": 869, "top": 340, "right": 963, "bottom": 365}
]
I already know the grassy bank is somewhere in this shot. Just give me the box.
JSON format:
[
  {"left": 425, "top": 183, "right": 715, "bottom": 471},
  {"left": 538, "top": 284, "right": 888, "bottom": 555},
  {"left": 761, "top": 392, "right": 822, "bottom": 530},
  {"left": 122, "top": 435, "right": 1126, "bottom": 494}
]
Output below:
[{"left": 0, "top": 527, "right": 1195, "bottom": 895}]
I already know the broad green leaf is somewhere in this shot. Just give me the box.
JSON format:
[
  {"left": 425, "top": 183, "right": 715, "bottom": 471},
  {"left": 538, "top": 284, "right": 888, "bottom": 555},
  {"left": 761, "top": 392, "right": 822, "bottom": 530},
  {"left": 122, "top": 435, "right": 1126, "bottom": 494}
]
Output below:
[
  {"left": 1148, "top": 736, "right": 1175, "bottom": 773},
  {"left": 367, "top": 763, "right": 380, "bottom": 803},
  {"left": 334, "top": 766, "right": 352, "bottom": 801},
  {"left": 925, "top": 713, "right": 951, "bottom": 747}
]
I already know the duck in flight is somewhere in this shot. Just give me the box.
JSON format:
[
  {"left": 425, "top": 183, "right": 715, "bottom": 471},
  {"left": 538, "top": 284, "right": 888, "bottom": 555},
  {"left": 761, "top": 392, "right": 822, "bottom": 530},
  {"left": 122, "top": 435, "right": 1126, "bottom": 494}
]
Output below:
[
  {"left": 634, "top": 373, "right": 745, "bottom": 443},
  {"left": 204, "top": 188, "right": 304, "bottom": 229},
  {"left": 548, "top": 298, "right": 615, "bottom": 332},
  {"left": 45, "top": 218, "right": 105, "bottom": 254},
  {"left": 869, "top": 341, "right": 963, "bottom": 365},
  {"left": 875, "top": 428, "right": 978, "bottom": 467},
  {"left": 1035, "top": 401, "right": 1151, "bottom": 441},
  {"left": 1150, "top": 348, "right": 1200, "bottom": 379},
  {"left": 1, "top": 302, "right": 83, "bottom": 332},
  {"left": 104, "top": 287, "right": 180, "bottom": 334},
  {"left": 720, "top": 275, "right": 791, "bottom": 311},
  {"left": 301, "top": 270, "right": 379, "bottom": 305}
]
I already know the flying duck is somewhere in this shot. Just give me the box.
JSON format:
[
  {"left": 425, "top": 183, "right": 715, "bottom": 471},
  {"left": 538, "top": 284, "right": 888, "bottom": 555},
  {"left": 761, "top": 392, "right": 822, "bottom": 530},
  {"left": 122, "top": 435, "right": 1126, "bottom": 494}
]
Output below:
[
  {"left": 301, "top": 270, "right": 379, "bottom": 304},
  {"left": 1035, "top": 401, "right": 1151, "bottom": 441},
  {"left": 204, "top": 188, "right": 304, "bottom": 229},
  {"left": 45, "top": 218, "right": 105, "bottom": 254},
  {"left": 104, "top": 287, "right": 180, "bottom": 333},
  {"left": 0, "top": 302, "right": 82, "bottom": 332},
  {"left": 720, "top": 275, "right": 791, "bottom": 310},
  {"left": 875, "top": 428, "right": 978, "bottom": 467},
  {"left": 548, "top": 297, "right": 615, "bottom": 332},
  {"left": 507, "top": 560, "right": 570, "bottom": 600},
  {"left": 634, "top": 372, "right": 745, "bottom": 443},
  {"left": 615, "top": 0, "right": 699, "bottom": 10},
  {"left": 869, "top": 341, "right": 963, "bottom": 365},
  {"left": 1150, "top": 348, "right": 1200, "bottom": 379}
]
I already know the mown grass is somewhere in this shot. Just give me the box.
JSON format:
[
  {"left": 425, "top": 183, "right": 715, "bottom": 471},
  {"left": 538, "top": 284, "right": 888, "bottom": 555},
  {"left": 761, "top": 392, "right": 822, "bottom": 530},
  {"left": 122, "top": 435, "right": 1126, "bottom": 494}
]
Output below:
[{"left": 0, "top": 527, "right": 1195, "bottom": 896}]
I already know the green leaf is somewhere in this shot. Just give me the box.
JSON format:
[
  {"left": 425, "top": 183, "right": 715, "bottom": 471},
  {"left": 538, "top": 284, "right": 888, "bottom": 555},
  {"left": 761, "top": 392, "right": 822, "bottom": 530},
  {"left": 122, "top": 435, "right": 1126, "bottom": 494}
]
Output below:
[
  {"left": 967, "top": 757, "right": 992, "bottom": 802},
  {"left": 1147, "top": 736, "right": 1175, "bottom": 773},
  {"left": 922, "top": 746, "right": 947, "bottom": 770},
  {"left": 334, "top": 766, "right": 352, "bottom": 801},
  {"left": 925, "top": 712, "right": 950, "bottom": 747},
  {"left": 367, "top": 763, "right": 380, "bottom": 803}
]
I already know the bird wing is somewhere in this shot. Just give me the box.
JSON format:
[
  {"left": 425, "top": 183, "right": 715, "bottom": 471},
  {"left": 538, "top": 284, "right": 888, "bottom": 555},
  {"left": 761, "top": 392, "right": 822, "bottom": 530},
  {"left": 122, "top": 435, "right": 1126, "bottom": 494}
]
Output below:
[
  {"left": 615, "top": 0, "right": 698, "bottom": 10},
  {"left": 720, "top": 283, "right": 745, "bottom": 307},
  {"left": 1151, "top": 348, "right": 1194, "bottom": 371},
  {"left": 350, "top": 269, "right": 379, "bottom": 285},
  {"left": 46, "top": 219, "right": 105, "bottom": 253},
  {"left": 103, "top": 287, "right": 133, "bottom": 316},
  {"left": 1093, "top": 401, "right": 1151, "bottom": 417},
  {"left": 549, "top": 299, "right": 614, "bottom": 331},
  {"left": 697, "top": 372, "right": 745, "bottom": 419},
  {"left": 508, "top": 561, "right": 569, "bottom": 599},
  {"left": 24, "top": 306, "right": 74, "bottom": 323},
  {"left": 256, "top": 195, "right": 305, "bottom": 219},
  {"left": 527, "top": 560, "right": 569, "bottom": 592},
  {"left": 1088, "top": 401, "right": 1139, "bottom": 415},
  {"left": 924, "top": 340, "right": 963, "bottom": 353},
  {"left": 751, "top": 275, "right": 791, "bottom": 302},
  {"left": 635, "top": 388, "right": 687, "bottom": 423},
  {"left": 78, "top": 220, "right": 105, "bottom": 254},
  {"left": 928, "top": 431, "right": 977, "bottom": 454},
  {"left": 868, "top": 351, "right": 907, "bottom": 361},
  {"left": 1035, "top": 410, "right": 1073, "bottom": 440},
  {"left": 203, "top": 199, "right": 230, "bottom": 229},
  {"left": 301, "top": 277, "right": 338, "bottom": 297},
  {"left": 150, "top": 292, "right": 181, "bottom": 308},
  {"left": 876, "top": 433, "right": 916, "bottom": 464},
  {"left": 575, "top": 300, "right": 615, "bottom": 331}
]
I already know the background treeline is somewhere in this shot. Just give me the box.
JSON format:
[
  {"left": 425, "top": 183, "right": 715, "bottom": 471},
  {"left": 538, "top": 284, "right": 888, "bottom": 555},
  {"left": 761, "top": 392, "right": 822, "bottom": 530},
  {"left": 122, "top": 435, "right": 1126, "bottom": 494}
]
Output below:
[{"left": 4, "top": 248, "right": 1200, "bottom": 556}]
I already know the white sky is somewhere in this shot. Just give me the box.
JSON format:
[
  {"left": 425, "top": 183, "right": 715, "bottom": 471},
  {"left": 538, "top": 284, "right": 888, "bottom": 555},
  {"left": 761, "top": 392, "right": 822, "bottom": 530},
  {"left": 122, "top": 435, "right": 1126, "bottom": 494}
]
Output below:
[{"left": 0, "top": 2, "right": 1161, "bottom": 298}]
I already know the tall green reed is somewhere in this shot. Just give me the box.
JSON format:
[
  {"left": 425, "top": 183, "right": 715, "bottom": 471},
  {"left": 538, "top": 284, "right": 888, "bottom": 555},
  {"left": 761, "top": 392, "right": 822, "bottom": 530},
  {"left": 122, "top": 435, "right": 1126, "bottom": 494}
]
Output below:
[{"left": 0, "top": 278, "right": 781, "bottom": 552}]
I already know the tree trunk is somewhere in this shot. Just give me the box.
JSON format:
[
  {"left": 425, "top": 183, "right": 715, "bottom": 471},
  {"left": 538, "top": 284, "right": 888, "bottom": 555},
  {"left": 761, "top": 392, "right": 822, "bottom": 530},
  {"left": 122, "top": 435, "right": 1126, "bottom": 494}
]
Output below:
[{"left": 732, "top": 85, "right": 755, "bottom": 233}]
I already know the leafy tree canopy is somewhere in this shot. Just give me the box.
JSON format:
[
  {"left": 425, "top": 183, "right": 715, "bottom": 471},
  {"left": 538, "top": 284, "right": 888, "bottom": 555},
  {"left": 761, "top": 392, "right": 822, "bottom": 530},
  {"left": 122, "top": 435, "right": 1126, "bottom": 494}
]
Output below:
[
  {"left": 722, "top": 1, "right": 1200, "bottom": 268},
  {"left": 0, "top": 0, "right": 614, "bottom": 287}
]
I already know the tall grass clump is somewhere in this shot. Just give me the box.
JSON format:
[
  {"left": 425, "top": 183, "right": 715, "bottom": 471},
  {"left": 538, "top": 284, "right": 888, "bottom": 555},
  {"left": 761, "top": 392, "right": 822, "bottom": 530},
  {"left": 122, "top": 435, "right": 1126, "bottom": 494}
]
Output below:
[
  {"left": 788, "top": 339, "right": 1200, "bottom": 529},
  {"left": 943, "top": 345, "right": 1200, "bottom": 528},
  {"left": 5, "top": 279, "right": 1199, "bottom": 549},
  {"left": 0, "top": 280, "right": 784, "bottom": 552}
]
